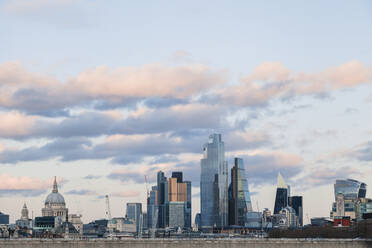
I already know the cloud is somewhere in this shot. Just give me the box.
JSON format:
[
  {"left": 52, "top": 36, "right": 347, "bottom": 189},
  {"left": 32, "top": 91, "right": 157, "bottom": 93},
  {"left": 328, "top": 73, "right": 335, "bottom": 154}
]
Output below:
[
  {"left": 65, "top": 189, "right": 98, "bottom": 196},
  {"left": 0, "top": 174, "right": 51, "bottom": 197},
  {"left": 294, "top": 166, "right": 362, "bottom": 191},
  {"left": 220, "top": 61, "right": 372, "bottom": 107},
  {"left": 0, "top": 137, "right": 92, "bottom": 163},
  {"left": 238, "top": 151, "right": 303, "bottom": 186},
  {"left": 0, "top": 61, "right": 227, "bottom": 115},
  {"left": 107, "top": 170, "right": 147, "bottom": 184},
  {"left": 0, "top": 111, "right": 37, "bottom": 138},
  {"left": 0, "top": 128, "right": 271, "bottom": 165},
  {"left": 1, "top": 60, "right": 369, "bottom": 118},
  {"left": 1, "top": 0, "right": 78, "bottom": 15},
  {"left": 350, "top": 141, "right": 372, "bottom": 161},
  {"left": 111, "top": 191, "right": 140, "bottom": 198},
  {"left": 83, "top": 175, "right": 102, "bottom": 180}
]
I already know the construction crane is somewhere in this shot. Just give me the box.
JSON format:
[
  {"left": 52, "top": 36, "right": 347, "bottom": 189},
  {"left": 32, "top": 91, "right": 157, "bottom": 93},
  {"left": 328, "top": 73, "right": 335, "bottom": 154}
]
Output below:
[{"left": 105, "top": 195, "right": 113, "bottom": 235}]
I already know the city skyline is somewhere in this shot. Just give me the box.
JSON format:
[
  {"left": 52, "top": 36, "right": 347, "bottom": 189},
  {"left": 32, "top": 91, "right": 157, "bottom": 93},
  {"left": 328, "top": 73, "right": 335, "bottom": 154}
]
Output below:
[{"left": 1, "top": 0, "right": 372, "bottom": 225}]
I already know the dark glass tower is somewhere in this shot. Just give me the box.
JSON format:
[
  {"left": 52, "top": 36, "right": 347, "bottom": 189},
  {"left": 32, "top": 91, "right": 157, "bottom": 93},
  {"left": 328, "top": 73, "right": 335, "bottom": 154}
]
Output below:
[
  {"left": 172, "top": 172, "right": 183, "bottom": 183},
  {"left": 228, "top": 158, "right": 253, "bottom": 226},
  {"left": 157, "top": 171, "right": 168, "bottom": 228},
  {"left": 273, "top": 173, "right": 289, "bottom": 214},
  {"left": 288, "top": 196, "right": 303, "bottom": 226}
]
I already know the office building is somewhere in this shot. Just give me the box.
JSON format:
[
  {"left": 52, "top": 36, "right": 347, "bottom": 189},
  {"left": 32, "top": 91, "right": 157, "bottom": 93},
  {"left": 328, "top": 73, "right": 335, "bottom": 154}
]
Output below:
[
  {"left": 330, "top": 179, "right": 372, "bottom": 221},
  {"left": 334, "top": 179, "right": 366, "bottom": 200},
  {"left": 167, "top": 171, "right": 192, "bottom": 228},
  {"left": 200, "top": 134, "right": 228, "bottom": 229},
  {"left": 157, "top": 171, "right": 168, "bottom": 228},
  {"left": 147, "top": 186, "right": 158, "bottom": 229},
  {"left": 288, "top": 196, "right": 303, "bottom": 226},
  {"left": 274, "top": 173, "right": 289, "bottom": 214},
  {"left": 126, "top": 203, "right": 142, "bottom": 232},
  {"left": 0, "top": 212, "right": 9, "bottom": 225},
  {"left": 228, "top": 157, "right": 253, "bottom": 226},
  {"left": 172, "top": 172, "right": 183, "bottom": 183},
  {"left": 167, "top": 202, "right": 185, "bottom": 228}
]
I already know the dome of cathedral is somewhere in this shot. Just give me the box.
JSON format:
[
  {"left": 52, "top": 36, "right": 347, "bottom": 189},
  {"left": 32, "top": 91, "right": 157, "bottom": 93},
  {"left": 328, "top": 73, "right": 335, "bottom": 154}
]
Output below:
[
  {"left": 44, "top": 176, "right": 65, "bottom": 205},
  {"left": 45, "top": 192, "right": 65, "bottom": 205}
]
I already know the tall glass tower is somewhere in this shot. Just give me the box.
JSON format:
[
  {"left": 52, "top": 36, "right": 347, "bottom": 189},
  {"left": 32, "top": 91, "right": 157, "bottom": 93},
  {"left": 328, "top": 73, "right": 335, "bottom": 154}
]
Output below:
[
  {"left": 200, "top": 134, "right": 228, "bottom": 229},
  {"left": 274, "top": 173, "right": 289, "bottom": 214},
  {"left": 228, "top": 158, "right": 253, "bottom": 226}
]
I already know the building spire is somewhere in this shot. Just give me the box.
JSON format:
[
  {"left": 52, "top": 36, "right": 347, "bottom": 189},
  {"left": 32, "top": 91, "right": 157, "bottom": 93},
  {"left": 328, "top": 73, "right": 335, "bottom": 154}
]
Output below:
[
  {"left": 277, "top": 172, "right": 288, "bottom": 189},
  {"left": 52, "top": 176, "right": 58, "bottom": 193}
]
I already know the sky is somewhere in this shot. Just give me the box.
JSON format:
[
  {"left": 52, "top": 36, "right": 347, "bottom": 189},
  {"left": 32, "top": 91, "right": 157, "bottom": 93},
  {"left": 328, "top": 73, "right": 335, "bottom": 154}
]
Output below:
[{"left": 0, "top": 0, "right": 371, "bottom": 224}]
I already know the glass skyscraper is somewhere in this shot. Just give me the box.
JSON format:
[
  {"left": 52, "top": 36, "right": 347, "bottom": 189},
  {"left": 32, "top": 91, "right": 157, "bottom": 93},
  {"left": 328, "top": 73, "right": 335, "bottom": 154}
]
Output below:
[
  {"left": 274, "top": 173, "right": 289, "bottom": 214},
  {"left": 200, "top": 134, "right": 228, "bottom": 229},
  {"left": 157, "top": 171, "right": 168, "bottom": 228},
  {"left": 126, "top": 203, "right": 142, "bottom": 232},
  {"left": 228, "top": 157, "right": 253, "bottom": 226},
  {"left": 334, "top": 179, "right": 367, "bottom": 201},
  {"left": 331, "top": 178, "right": 370, "bottom": 220},
  {"left": 288, "top": 196, "right": 303, "bottom": 226},
  {"left": 147, "top": 186, "right": 158, "bottom": 229}
]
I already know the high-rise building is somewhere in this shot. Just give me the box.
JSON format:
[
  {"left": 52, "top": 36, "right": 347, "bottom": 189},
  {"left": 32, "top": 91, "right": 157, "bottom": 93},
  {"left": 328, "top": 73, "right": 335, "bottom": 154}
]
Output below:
[
  {"left": 157, "top": 171, "right": 168, "bottom": 228},
  {"left": 167, "top": 172, "right": 191, "bottom": 228},
  {"left": 0, "top": 212, "right": 9, "bottom": 225},
  {"left": 330, "top": 179, "right": 372, "bottom": 221},
  {"left": 167, "top": 202, "right": 185, "bottom": 228},
  {"left": 288, "top": 196, "right": 303, "bottom": 226},
  {"left": 228, "top": 157, "right": 253, "bottom": 226},
  {"left": 274, "top": 173, "right": 289, "bottom": 214},
  {"left": 172, "top": 172, "right": 183, "bottom": 183},
  {"left": 147, "top": 186, "right": 158, "bottom": 229},
  {"left": 185, "top": 181, "right": 192, "bottom": 228},
  {"left": 153, "top": 171, "right": 192, "bottom": 229},
  {"left": 126, "top": 203, "right": 142, "bottom": 232},
  {"left": 200, "top": 134, "right": 228, "bottom": 229},
  {"left": 334, "top": 179, "right": 366, "bottom": 201}
]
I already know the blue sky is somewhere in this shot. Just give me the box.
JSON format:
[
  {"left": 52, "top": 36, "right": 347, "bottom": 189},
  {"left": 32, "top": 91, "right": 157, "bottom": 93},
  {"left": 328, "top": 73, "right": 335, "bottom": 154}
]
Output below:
[{"left": 0, "top": 0, "right": 371, "bottom": 224}]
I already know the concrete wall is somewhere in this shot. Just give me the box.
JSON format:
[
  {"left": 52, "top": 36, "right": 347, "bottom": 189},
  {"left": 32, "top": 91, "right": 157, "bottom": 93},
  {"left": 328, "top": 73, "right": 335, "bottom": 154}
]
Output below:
[{"left": 0, "top": 239, "right": 372, "bottom": 248}]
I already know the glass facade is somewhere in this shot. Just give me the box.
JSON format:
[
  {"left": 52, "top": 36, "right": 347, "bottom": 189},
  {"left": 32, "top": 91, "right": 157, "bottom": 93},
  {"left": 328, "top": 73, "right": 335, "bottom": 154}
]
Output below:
[
  {"left": 331, "top": 179, "right": 370, "bottom": 220},
  {"left": 334, "top": 179, "right": 367, "bottom": 201},
  {"left": 147, "top": 186, "right": 158, "bottom": 229},
  {"left": 200, "top": 134, "right": 228, "bottom": 229},
  {"left": 228, "top": 158, "right": 253, "bottom": 226},
  {"left": 126, "top": 203, "right": 142, "bottom": 232},
  {"left": 274, "top": 188, "right": 288, "bottom": 214},
  {"left": 166, "top": 202, "right": 185, "bottom": 228},
  {"left": 274, "top": 173, "right": 289, "bottom": 214},
  {"left": 288, "top": 196, "right": 303, "bottom": 226},
  {"left": 157, "top": 171, "right": 168, "bottom": 228},
  {"left": 0, "top": 212, "right": 9, "bottom": 225}
]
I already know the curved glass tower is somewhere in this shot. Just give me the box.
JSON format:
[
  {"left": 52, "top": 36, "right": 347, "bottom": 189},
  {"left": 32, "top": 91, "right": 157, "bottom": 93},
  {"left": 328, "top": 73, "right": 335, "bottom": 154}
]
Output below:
[
  {"left": 334, "top": 179, "right": 367, "bottom": 201},
  {"left": 200, "top": 134, "right": 228, "bottom": 229},
  {"left": 228, "top": 158, "right": 253, "bottom": 226}
]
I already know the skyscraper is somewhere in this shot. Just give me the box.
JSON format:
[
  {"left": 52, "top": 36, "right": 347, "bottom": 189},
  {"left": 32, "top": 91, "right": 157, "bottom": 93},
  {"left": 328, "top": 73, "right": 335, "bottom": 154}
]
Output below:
[
  {"left": 334, "top": 179, "right": 366, "bottom": 201},
  {"left": 228, "top": 158, "right": 253, "bottom": 226},
  {"left": 157, "top": 171, "right": 168, "bottom": 228},
  {"left": 200, "top": 134, "right": 228, "bottom": 229},
  {"left": 330, "top": 178, "right": 371, "bottom": 220},
  {"left": 167, "top": 171, "right": 192, "bottom": 228},
  {"left": 288, "top": 196, "right": 303, "bottom": 226},
  {"left": 274, "top": 173, "right": 289, "bottom": 214},
  {"left": 147, "top": 186, "right": 158, "bottom": 229},
  {"left": 126, "top": 203, "right": 142, "bottom": 232}
]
